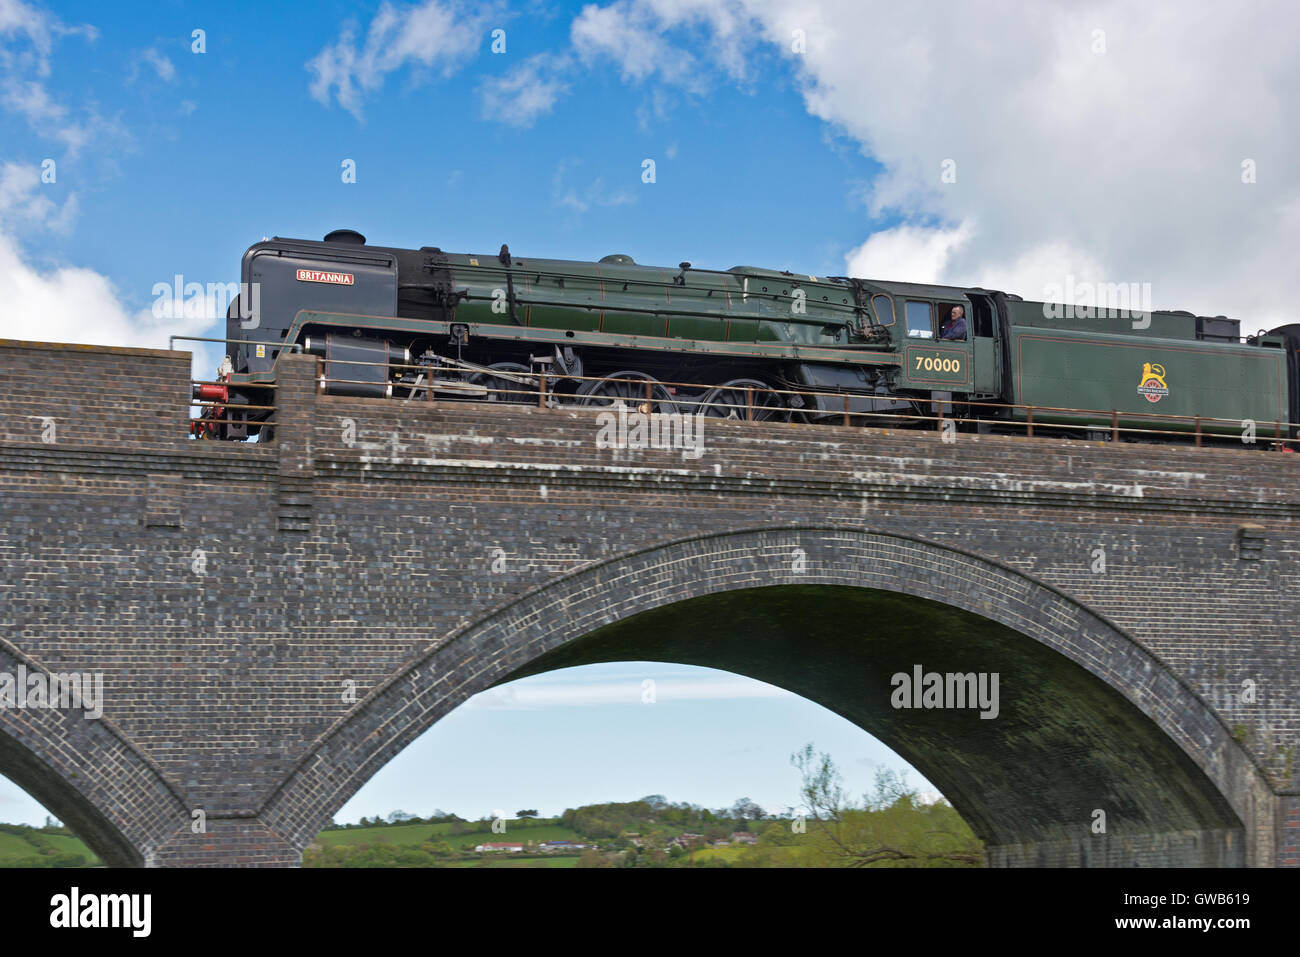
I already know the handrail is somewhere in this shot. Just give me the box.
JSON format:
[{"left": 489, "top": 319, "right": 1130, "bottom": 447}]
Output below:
[
  {"left": 170, "top": 334, "right": 301, "bottom": 350},
  {"left": 171, "top": 335, "right": 1296, "bottom": 449},
  {"left": 303, "top": 359, "right": 1292, "bottom": 430},
  {"left": 305, "top": 366, "right": 1296, "bottom": 450}
]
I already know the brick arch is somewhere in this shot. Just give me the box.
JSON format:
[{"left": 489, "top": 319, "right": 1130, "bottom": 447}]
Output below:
[
  {"left": 0, "top": 639, "right": 191, "bottom": 867},
  {"left": 260, "top": 526, "right": 1274, "bottom": 866}
]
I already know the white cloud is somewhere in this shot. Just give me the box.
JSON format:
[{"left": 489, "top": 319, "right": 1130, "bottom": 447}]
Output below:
[
  {"left": 0, "top": 0, "right": 111, "bottom": 158},
  {"left": 479, "top": 53, "right": 568, "bottom": 127},
  {"left": 845, "top": 222, "right": 973, "bottom": 285},
  {"left": 0, "top": 229, "right": 212, "bottom": 352},
  {"left": 571, "top": 0, "right": 752, "bottom": 90},
  {"left": 307, "top": 0, "right": 497, "bottom": 120},
  {"left": 0, "top": 168, "right": 214, "bottom": 370},
  {"left": 0, "top": 0, "right": 56, "bottom": 60},
  {"left": 572, "top": 1, "right": 690, "bottom": 84},
  {"left": 2, "top": 76, "right": 61, "bottom": 119},
  {"left": 633, "top": 87, "right": 673, "bottom": 131},
  {"left": 140, "top": 47, "right": 175, "bottom": 82},
  {"left": 552, "top": 159, "right": 636, "bottom": 213},
  {"left": 844, "top": 223, "right": 1112, "bottom": 308},
  {"left": 567, "top": 0, "right": 1300, "bottom": 323},
  {"left": 0, "top": 160, "right": 75, "bottom": 232},
  {"left": 467, "top": 674, "right": 792, "bottom": 709},
  {"left": 736, "top": 0, "right": 1300, "bottom": 321}
]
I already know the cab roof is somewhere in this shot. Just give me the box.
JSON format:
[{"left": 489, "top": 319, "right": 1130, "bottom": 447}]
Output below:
[{"left": 860, "top": 279, "right": 975, "bottom": 301}]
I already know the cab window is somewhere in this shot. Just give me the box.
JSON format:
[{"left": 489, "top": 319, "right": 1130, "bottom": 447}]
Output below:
[
  {"left": 905, "top": 300, "right": 933, "bottom": 338},
  {"left": 872, "top": 294, "right": 895, "bottom": 326}
]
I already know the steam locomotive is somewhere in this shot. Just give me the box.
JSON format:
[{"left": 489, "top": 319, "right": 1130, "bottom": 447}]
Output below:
[{"left": 197, "top": 229, "right": 1299, "bottom": 446}]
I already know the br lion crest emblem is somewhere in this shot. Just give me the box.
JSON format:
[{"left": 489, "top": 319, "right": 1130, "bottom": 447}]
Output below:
[{"left": 1137, "top": 362, "right": 1169, "bottom": 403}]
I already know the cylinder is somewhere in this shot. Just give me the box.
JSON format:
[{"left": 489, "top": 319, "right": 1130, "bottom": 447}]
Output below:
[{"left": 305, "top": 333, "right": 406, "bottom": 398}]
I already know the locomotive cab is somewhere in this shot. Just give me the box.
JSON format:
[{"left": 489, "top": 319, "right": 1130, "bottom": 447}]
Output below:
[{"left": 873, "top": 282, "right": 1002, "bottom": 400}]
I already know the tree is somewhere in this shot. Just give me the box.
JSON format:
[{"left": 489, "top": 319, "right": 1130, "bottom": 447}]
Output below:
[
  {"left": 792, "top": 743, "right": 848, "bottom": 822},
  {"left": 516, "top": 809, "right": 539, "bottom": 819},
  {"left": 790, "top": 743, "right": 982, "bottom": 867},
  {"left": 421, "top": 839, "right": 455, "bottom": 858},
  {"left": 577, "top": 848, "right": 610, "bottom": 868},
  {"left": 865, "top": 767, "right": 913, "bottom": 811},
  {"left": 729, "top": 797, "right": 764, "bottom": 826}
]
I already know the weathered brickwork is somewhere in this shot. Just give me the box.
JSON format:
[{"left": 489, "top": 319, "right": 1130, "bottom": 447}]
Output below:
[
  {"left": 0, "top": 340, "right": 1296, "bottom": 867},
  {"left": 148, "top": 819, "right": 299, "bottom": 867},
  {"left": 1282, "top": 795, "right": 1300, "bottom": 866}
]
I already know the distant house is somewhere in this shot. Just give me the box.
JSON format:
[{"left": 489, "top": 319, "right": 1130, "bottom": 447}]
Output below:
[
  {"left": 475, "top": 842, "right": 524, "bottom": 853},
  {"left": 673, "top": 832, "right": 704, "bottom": 848},
  {"left": 539, "top": 840, "right": 588, "bottom": 852},
  {"left": 732, "top": 832, "right": 758, "bottom": 845}
]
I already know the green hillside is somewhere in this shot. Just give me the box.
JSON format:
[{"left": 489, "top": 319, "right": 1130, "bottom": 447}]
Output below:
[
  {"left": 303, "top": 775, "right": 982, "bottom": 868},
  {"left": 306, "top": 816, "right": 591, "bottom": 867},
  {"left": 317, "top": 820, "right": 585, "bottom": 850},
  {"left": 0, "top": 824, "right": 98, "bottom": 867}
]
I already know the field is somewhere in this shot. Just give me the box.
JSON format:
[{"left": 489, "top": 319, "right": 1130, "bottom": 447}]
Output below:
[
  {"left": 316, "top": 821, "right": 587, "bottom": 851},
  {"left": 0, "top": 818, "right": 586, "bottom": 868},
  {"left": 443, "top": 855, "right": 581, "bottom": 868},
  {"left": 0, "top": 826, "right": 98, "bottom": 867},
  {"left": 687, "top": 844, "right": 750, "bottom": 865}
]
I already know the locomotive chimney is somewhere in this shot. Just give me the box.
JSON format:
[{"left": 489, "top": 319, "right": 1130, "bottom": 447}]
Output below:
[{"left": 323, "top": 228, "right": 366, "bottom": 246}]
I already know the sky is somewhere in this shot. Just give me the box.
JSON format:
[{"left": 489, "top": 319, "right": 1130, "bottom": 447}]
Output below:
[{"left": 1, "top": 0, "right": 1297, "bottom": 826}]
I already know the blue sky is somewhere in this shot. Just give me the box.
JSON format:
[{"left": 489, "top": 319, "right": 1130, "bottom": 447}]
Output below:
[
  {"left": 2, "top": 0, "right": 1298, "bottom": 827},
  {"left": 334, "top": 663, "right": 931, "bottom": 823}
]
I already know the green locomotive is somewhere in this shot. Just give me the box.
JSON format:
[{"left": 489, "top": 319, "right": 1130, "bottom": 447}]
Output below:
[{"left": 204, "top": 229, "right": 1298, "bottom": 444}]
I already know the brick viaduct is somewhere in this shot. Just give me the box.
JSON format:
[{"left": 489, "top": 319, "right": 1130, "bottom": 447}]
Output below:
[{"left": 0, "top": 339, "right": 1296, "bottom": 867}]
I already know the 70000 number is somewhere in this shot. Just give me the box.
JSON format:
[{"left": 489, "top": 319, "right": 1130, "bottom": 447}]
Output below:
[{"left": 915, "top": 355, "right": 962, "bottom": 373}]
